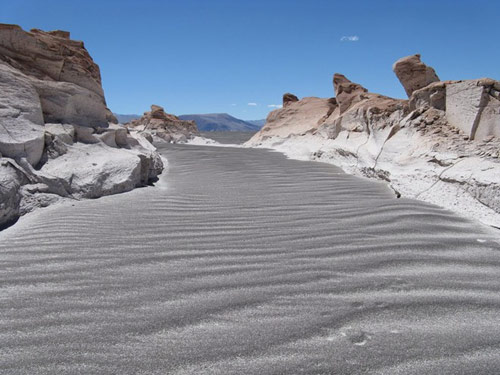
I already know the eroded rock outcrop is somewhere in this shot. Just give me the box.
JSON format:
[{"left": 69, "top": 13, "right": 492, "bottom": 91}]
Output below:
[
  {"left": 126, "top": 105, "right": 198, "bottom": 143},
  {"left": 283, "top": 93, "right": 299, "bottom": 107},
  {"left": 333, "top": 73, "right": 369, "bottom": 114},
  {"left": 247, "top": 54, "right": 500, "bottom": 227},
  {"left": 250, "top": 74, "right": 407, "bottom": 145},
  {"left": 393, "top": 54, "right": 440, "bottom": 97},
  {"left": 0, "top": 24, "right": 164, "bottom": 229},
  {"left": 248, "top": 97, "right": 336, "bottom": 143},
  {"left": 0, "top": 24, "right": 117, "bottom": 127}
]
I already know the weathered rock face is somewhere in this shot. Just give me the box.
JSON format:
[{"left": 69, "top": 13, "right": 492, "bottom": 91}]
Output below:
[
  {"left": 0, "top": 62, "right": 45, "bottom": 165},
  {"left": 333, "top": 73, "right": 369, "bottom": 114},
  {"left": 446, "top": 79, "right": 500, "bottom": 140},
  {"left": 250, "top": 74, "right": 407, "bottom": 144},
  {"left": 126, "top": 105, "right": 198, "bottom": 143},
  {"left": 247, "top": 97, "right": 336, "bottom": 143},
  {"left": 0, "top": 23, "right": 117, "bottom": 127},
  {"left": 0, "top": 24, "right": 164, "bottom": 229},
  {"left": 283, "top": 93, "right": 299, "bottom": 107},
  {"left": 319, "top": 75, "right": 407, "bottom": 141},
  {"left": 393, "top": 54, "right": 440, "bottom": 97},
  {"left": 0, "top": 24, "right": 102, "bottom": 95},
  {"left": 408, "top": 81, "right": 448, "bottom": 111}
]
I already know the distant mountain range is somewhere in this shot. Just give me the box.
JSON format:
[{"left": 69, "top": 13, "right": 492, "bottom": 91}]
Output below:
[
  {"left": 114, "top": 112, "right": 265, "bottom": 132},
  {"left": 245, "top": 119, "right": 266, "bottom": 127},
  {"left": 179, "top": 113, "right": 264, "bottom": 132},
  {"left": 114, "top": 113, "right": 142, "bottom": 124}
]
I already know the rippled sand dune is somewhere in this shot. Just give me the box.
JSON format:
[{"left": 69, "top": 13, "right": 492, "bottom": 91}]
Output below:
[{"left": 1, "top": 137, "right": 500, "bottom": 374}]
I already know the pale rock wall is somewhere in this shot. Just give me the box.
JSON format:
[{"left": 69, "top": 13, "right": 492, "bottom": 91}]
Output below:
[
  {"left": 0, "top": 62, "right": 45, "bottom": 165},
  {"left": 446, "top": 80, "right": 500, "bottom": 140}
]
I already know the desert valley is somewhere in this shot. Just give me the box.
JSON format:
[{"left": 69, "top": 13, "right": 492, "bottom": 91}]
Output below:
[{"left": 1, "top": 4, "right": 500, "bottom": 374}]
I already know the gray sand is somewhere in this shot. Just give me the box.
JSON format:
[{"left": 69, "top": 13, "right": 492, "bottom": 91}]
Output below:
[{"left": 1, "top": 136, "right": 500, "bottom": 374}]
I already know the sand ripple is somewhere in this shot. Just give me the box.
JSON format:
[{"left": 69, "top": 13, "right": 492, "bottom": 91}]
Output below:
[{"left": 1, "top": 140, "right": 500, "bottom": 374}]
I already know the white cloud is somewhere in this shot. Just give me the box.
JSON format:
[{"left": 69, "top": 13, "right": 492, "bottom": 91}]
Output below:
[
  {"left": 247, "top": 102, "right": 258, "bottom": 106},
  {"left": 231, "top": 103, "right": 237, "bottom": 106},
  {"left": 267, "top": 104, "right": 283, "bottom": 108},
  {"left": 340, "top": 35, "right": 359, "bottom": 42}
]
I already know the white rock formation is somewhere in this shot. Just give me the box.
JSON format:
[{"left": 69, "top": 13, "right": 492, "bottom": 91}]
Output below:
[
  {"left": 0, "top": 62, "right": 45, "bottom": 165},
  {"left": 247, "top": 56, "right": 500, "bottom": 228},
  {"left": 0, "top": 25, "right": 165, "bottom": 228}
]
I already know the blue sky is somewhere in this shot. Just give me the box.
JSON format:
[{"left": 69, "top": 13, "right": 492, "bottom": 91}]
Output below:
[{"left": 2, "top": 0, "right": 499, "bottom": 120}]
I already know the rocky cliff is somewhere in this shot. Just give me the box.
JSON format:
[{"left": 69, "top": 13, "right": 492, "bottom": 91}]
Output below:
[
  {"left": 247, "top": 54, "right": 500, "bottom": 227},
  {"left": 0, "top": 24, "right": 163, "bottom": 229}
]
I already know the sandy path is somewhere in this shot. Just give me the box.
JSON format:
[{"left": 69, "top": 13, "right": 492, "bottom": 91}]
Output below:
[{"left": 1, "top": 141, "right": 500, "bottom": 374}]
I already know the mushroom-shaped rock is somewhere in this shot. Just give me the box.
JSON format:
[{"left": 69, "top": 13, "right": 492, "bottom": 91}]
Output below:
[
  {"left": 283, "top": 93, "right": 299, "bottom": 107},
  {"left": 333, "top": 73, "right": 368, "bottom": 114},
  {"left": 393, "top": 54, "right": 440, "bottom": 97}
]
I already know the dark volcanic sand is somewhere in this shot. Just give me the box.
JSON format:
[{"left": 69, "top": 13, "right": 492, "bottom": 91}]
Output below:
[{"left": 1, "top": 134, "right": 500, "bottom": 374}]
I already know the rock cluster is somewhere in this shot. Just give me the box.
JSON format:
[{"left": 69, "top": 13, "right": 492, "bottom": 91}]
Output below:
[
  {"left": 247, "top": 54, "right": 500, "bottom": 226},
  {"left": 0, "top": 24, "right": 163, "bottom": 228},
  {"left": 125, "top": 105, "right": 198, "bottom": 143}
]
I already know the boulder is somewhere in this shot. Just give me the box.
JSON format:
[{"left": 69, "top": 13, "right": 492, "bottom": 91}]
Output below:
[
  {"left": 446, "top": 79, "right": 500, "bottom": 140},
  {"left": 283, "top": 93, "right": 299, "bottom": 107},
  {"left": 0, "top": 160, "right": 27, "bottom": 228},
  {"left": 393, "top": 54, "right": 440, "bottom": 97},
  {"left": 39, "top": 142, "right": 161, "bottom": 198}
]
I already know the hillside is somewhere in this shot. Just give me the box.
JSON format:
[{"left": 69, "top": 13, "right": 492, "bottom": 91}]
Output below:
[
  {"left": 179, "top": 113, "right": 262, "bottom": 132},
  {"left": 114, "top": 113, "right": 140, "bottom": 123}
]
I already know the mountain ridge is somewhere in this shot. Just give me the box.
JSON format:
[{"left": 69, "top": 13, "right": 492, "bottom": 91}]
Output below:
[{"left": 115, "top": 112, "right": 264, "bottom": 132}]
